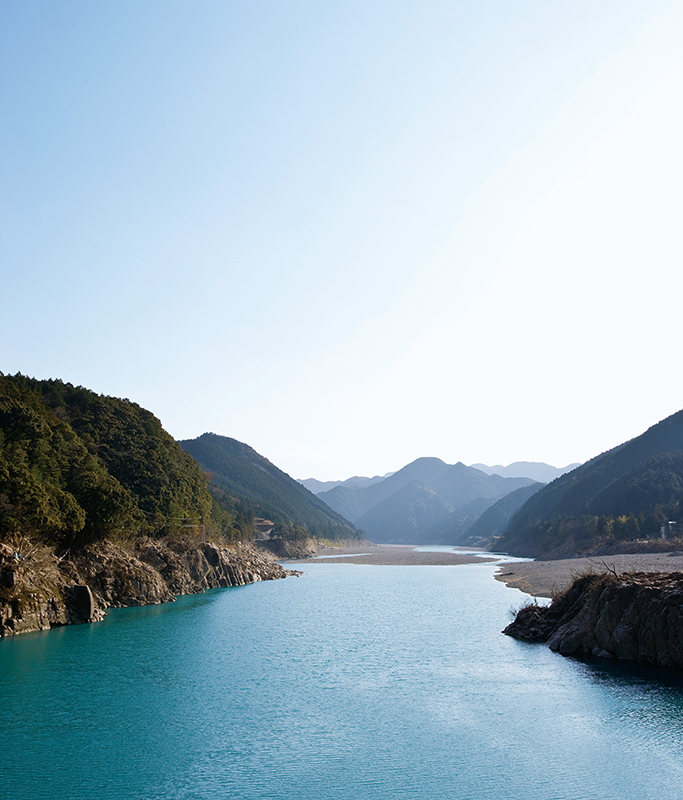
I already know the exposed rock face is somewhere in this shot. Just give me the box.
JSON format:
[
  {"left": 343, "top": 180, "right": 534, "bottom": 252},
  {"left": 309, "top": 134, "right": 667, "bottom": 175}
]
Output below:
[
  {"left": 0, "top": 537, "right": 297, "bottom": 637},
  {"left": 137, "top": 538, "right": 293, "bottom": 596},
  {"left": 71, "top": 542, "right": 176, "bottom": 608},
  {"left": 0, "top": 542, "right": 102, "bottom": 636},
  {"left": 504, "top": 572, "right": 683, "bottom": 668}
]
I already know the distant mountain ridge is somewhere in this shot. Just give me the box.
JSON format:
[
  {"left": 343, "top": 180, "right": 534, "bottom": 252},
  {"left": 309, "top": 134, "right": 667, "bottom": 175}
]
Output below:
[
  {"left": 317, "top": 457, "right": 538, "bottom": 544},
  {"left": 304, "top": 461, "right": 575, "bottom": 498},
  {"left": 298, "top": 473, "right": 392, "bottom": 495},
  {"left": 470, "top": 461, "right": 580, "bottom": 483}
]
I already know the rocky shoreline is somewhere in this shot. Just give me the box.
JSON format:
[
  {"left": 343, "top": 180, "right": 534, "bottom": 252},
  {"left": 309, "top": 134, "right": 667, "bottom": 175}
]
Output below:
[
  {"left": 504, "top": 570, "right": 683, "bottom": 669},
  {"left": 0, "top": 537, "right": 299, "bottom": 637}
]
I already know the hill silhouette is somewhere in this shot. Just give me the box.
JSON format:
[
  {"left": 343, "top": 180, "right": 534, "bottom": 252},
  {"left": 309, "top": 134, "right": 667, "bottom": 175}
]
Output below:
[
  {"left": 470, "top": 461, "right": 579, "bottom": 483},
  {"left": 298, "top": 474, "right": 390, "bottom": 495},
  {"left": 459, "top": 482, "right": 543, "bottom": 544}
]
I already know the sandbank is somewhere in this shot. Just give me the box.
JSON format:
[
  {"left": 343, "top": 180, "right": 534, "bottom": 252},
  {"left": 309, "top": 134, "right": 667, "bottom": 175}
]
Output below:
[{"left": 301, "top": 543, "right": 497, "bottom": 566}]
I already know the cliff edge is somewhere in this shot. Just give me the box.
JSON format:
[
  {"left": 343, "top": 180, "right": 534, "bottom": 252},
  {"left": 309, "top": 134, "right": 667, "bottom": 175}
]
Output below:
[{"left": 504, "top": 571, "right": 683, "bottom": 668}]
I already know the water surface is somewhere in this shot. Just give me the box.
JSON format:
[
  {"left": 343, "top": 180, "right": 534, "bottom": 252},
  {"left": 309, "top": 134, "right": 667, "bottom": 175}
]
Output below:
[{"left": 2, "top": 561, "right": 683, "bottom": 799}]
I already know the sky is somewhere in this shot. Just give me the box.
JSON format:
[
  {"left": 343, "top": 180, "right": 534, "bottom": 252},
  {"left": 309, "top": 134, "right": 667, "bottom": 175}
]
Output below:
[{"left": 2, "top": 1, "right": 682, "bottom": 481}]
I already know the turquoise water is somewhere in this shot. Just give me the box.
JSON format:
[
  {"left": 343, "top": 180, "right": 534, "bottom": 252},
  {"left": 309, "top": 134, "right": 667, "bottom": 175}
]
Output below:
[{"left": 2, "top": 562, "right": 683, "bottom": 800}]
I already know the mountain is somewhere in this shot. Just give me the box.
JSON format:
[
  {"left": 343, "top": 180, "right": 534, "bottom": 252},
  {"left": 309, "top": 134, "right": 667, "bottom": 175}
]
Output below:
[
  {"left": 497, "top": 410, "right": 683, "bottom": 557},
  {"left": 470, "top": 461, "right": 580, "bottom": 483},
  {"left": 297, "top": 473, "right": 392, "bottom": 495},
  {"left": 179, "top": 433, "right": 361, "bottom": 541},
  {"left": 318, "top": 457, "right": 453, "bottom": 522},
  {"left": 313, "top": 484, "right": 369, "bottom": 524},
  {"left": 319, "top": 456, "right": 536, "bottom": 544},
  {"left": 351, "top": 480, "right": 455, "bottom": 544},
  {"left": 429, "top": 463, "right": 534, "bottom": 509}
]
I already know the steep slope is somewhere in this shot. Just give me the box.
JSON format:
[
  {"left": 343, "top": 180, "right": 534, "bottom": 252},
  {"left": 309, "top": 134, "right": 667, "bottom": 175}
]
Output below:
[
  {"left": 0, "top": 373, "right": 298, "bottom": 637},
  {"left": 179, "top": 433, "right": 361, "bottom": 541},
  {"left": 458, "top": 482, "right": 543, "bottom": 544},
  {"left": 498, "top": 409, "right": 683, "bottom": 557},
  {"left": 0, "top": 374, "right": 219, "bottom": 547}
]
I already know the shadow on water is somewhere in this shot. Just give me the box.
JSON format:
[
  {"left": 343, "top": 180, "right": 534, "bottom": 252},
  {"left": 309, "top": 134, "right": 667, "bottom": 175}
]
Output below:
[{"left": 576, "top": 654, "right": 683, "bottom": 691}]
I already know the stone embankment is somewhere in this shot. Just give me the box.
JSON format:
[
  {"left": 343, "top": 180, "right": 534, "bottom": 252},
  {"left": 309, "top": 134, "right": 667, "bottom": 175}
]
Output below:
[
  {"left": 0, "top": 537, "right": 297, "bottom": 637},
  {"left": 504, "top": 571, "right": 683, "bottom": 668}
]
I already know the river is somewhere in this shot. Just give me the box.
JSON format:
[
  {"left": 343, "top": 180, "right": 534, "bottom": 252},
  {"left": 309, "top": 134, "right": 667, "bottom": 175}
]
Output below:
[{"left": 2, "top": 559, "right": 683, "bottom": 799}]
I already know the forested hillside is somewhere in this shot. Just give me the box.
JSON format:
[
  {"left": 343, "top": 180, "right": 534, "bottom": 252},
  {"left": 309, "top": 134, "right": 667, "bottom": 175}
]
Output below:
[
  {"left": 498, "top": 409, "right": 683, "bottom": 557},
  {"left": 0, "top": 373, "right": 240, "bottom": 548},
  {"left": 179, "top": 433, "right": 362, "bottom": 541}
]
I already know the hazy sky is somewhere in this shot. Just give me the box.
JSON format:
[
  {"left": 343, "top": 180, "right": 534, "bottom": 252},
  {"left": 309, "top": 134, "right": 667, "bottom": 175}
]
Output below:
[{"left": 2, "top": 1, "right": 682, "bottom": 480}]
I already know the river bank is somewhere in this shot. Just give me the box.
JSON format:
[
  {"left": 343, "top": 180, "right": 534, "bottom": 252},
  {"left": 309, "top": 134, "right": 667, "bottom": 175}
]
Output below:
[
  {"left": 292, "top": 543, "right": 683, "bottom": 597},
  {"left": 504, "top": 569, "right": 683, "bottom": 668},
  {"left": 494, "top": 551, "right": 683, "bottom": 598}
]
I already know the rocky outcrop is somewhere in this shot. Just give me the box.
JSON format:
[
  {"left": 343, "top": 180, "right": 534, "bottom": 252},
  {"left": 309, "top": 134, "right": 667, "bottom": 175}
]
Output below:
[
  {"left": 137, "top": 537, "right": 294, "bottom": 596},
  {"left": 0, "top": 542, "right": 103, "bottom": 636},
  {"left": 504, "top": 571, "right": 683, "bottom": 668},
  {"left": 256, "top": 538, "right": 317, "bottom": 560},
  {"left": 0, "top": 537, "right": 298, "bottom": 637},
  {"left": 70, "top": 541, "right": 176, "bottom": 608}
]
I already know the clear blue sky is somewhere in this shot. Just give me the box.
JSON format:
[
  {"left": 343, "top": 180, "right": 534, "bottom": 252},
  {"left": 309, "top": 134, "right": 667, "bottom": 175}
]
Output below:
[{"left": 2, "top": 1, "right": 682, "bottom": 480}]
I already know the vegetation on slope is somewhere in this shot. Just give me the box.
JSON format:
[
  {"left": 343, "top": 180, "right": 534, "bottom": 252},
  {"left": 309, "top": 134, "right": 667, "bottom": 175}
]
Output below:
[
  {"left": 498, "top": 410, "right": 683, "bottom": 557},
  {"left": 179, "top": 433, "right": 362, "bottom": 541},
  {"left": 0, "top": 373, "right": 241, "bottom": 549}
]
